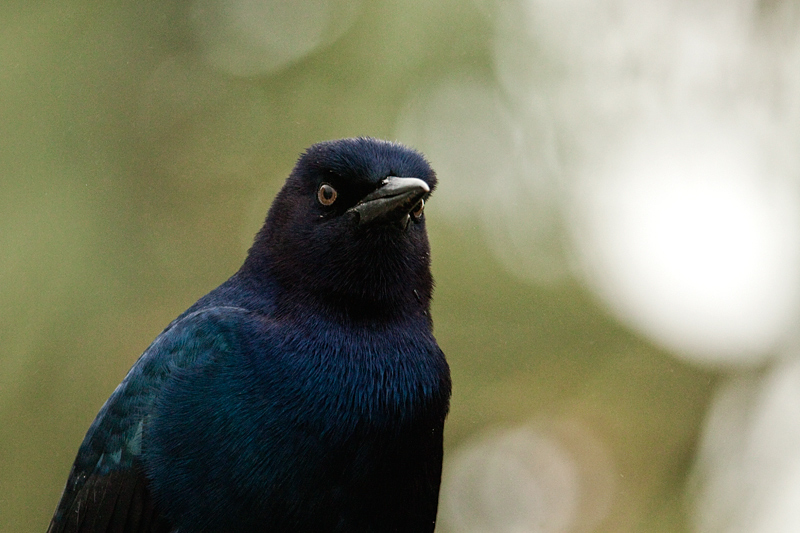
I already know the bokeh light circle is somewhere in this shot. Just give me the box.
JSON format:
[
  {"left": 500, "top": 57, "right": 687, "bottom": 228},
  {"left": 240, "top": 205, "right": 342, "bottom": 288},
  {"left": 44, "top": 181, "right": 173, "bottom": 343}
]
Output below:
[{"left": 570, "top": 115, "right": 800, "bottom": 366}]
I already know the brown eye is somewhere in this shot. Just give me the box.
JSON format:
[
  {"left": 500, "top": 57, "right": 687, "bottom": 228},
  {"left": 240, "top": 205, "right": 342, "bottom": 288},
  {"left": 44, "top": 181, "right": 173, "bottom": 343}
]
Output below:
[
  {"left": 411, "top": 198, "right": 424, "bottom": 218},
  {"left": 317, "top": 183, "right": 337, "bottom": 206}
]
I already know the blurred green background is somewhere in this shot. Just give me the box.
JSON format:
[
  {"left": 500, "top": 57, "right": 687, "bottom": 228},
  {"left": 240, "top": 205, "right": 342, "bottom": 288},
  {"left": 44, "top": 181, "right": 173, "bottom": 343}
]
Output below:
[{"left": 1, "top": 1, "right": 717, "bottom": 531}]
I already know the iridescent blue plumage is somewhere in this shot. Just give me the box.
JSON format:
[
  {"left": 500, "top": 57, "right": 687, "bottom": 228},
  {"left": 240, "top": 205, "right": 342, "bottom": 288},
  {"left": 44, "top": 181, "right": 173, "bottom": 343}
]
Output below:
[{"left": 48, "top": 138, "right": 451, "bottom": 533}]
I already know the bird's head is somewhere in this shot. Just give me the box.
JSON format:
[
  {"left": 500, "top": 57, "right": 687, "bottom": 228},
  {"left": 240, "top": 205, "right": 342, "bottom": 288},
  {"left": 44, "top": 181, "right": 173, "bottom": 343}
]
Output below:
[{"left": 245, "top": 138, "right": 437, "bottom": 322}]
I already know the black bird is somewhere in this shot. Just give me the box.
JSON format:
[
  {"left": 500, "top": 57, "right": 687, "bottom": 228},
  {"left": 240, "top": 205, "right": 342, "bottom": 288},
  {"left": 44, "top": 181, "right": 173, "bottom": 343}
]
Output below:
[{"left": 47, "top": 138, "right": 451, "bottom": 533}]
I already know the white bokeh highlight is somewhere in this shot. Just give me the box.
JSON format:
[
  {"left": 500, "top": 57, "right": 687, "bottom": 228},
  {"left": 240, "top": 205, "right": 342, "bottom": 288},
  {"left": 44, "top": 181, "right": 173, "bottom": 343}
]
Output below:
[
  {"left": 689, "top": 355, "right": 800, "bottom": 533},
  {"left": 191, "top": 0, "right": 362, "bottom": 76},
  {"left": 437, "top": 421, "right": 615, "bottom": 533},
  {"left": 487, "top": 0, "right": 800, "bottom": 366},
  {"left": 570, "top": 115, "right": 800, "bottom": 364}
]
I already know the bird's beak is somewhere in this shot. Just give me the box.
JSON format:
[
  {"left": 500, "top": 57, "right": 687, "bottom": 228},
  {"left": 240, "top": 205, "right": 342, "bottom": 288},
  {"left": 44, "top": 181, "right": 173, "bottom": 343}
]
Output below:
[{"left": 348, "top": 176, "right": 430, "bottom": 227}]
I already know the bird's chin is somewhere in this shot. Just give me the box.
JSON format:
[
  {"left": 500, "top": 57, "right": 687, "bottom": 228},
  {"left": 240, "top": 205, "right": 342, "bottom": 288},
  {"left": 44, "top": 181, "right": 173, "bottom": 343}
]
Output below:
[{"left": 349, "top": 211, "right": 415, "bottom": 232}]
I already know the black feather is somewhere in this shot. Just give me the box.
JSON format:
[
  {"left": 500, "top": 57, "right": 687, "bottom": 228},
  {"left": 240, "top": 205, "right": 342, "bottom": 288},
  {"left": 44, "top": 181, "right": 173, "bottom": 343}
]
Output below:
[{"left": 48, "top": 138, "right": 450, "bottom": 532}]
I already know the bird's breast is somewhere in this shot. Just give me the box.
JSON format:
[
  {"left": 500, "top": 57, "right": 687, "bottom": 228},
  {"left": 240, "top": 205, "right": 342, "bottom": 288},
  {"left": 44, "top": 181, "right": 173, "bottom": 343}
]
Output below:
[{"left": 255, "top": 321, "right": 448, "bottom": 432}]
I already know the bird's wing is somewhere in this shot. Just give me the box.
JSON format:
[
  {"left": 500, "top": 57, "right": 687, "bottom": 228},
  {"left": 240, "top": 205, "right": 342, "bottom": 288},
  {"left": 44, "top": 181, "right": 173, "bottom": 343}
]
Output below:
[{"left": 47, "top": 306, "right": 253, "bottom": 533}]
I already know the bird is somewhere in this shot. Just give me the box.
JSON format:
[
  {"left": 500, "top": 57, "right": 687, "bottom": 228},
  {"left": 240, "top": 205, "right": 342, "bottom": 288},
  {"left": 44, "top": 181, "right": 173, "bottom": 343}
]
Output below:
[{"left": 47, "top": 137, "right": 451, "bottom": 533}]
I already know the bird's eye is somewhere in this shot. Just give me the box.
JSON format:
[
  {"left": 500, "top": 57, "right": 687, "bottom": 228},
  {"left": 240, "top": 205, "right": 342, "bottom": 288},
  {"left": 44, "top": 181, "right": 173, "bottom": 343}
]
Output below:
[
  {"left": 317, "top": 183, "right": 337, "bottom": 206},
  {"left": 411, "top": 198, "right": 425, "bottom": 219}
]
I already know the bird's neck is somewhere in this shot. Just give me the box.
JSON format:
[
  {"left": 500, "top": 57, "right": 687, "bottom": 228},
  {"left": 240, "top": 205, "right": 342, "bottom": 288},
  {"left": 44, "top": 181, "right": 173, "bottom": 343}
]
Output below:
[
  {"left": 272, "top": 282, "right": 432, "bottom": 329},
  {"left": 240, "top": 251, "right": 433, "bottom": 328}
]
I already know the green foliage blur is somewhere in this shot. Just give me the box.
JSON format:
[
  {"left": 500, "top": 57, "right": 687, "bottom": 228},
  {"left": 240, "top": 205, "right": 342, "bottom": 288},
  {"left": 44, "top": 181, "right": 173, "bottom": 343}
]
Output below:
[{"left": 1, "top": 1, "right": 715, "bottom": 531}]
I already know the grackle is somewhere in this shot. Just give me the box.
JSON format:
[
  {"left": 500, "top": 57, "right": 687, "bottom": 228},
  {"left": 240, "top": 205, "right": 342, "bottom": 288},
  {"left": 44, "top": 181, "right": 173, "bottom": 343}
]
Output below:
[{"left": 47, "top": 138, "right": 451, "bottom": 533}]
